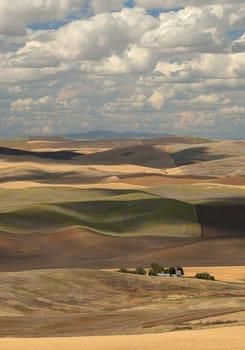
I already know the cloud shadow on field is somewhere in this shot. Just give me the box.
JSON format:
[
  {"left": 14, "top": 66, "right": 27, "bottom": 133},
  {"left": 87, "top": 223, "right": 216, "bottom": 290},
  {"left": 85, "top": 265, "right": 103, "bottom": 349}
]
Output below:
[
  {"left": 0, "top": 169, "right": 87, "bottom": 184},
  {"left": 0, "top": 147, "right": 81, "bottom": 161},
  {"left": 0, "top": 145, "right": 176, "bottom": 169},
  {"left": 196, "top": 203, "right": 245, "bottom": 238},
  {"left": 173, "top": 147, "right": 228, "bottom": 166}
]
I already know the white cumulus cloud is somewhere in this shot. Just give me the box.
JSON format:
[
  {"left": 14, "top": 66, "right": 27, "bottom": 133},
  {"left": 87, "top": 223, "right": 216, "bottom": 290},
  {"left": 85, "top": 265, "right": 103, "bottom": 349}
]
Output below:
[
  {"left": 0, "top": 1, "right": 244, "bottom": 139},
  {"left": 0, "top": 0, "right": 84, "bottom": 35}
]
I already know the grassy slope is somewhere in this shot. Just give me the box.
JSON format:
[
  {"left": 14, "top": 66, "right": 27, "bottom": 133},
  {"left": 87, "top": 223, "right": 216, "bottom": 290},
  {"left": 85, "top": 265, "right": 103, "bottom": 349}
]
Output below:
[
  {"left": 147, "top": 184, "right": 245, "bottom": 204},
  {"left": 147, "top": 184, "right": 245, "bottom": 239},
  {"left": 0, "top": 187, "right": 200, "bottom": 237},
  {"left": 1, "top": 183, "right": 244, "bottom": 237},
  {"left": 0, "top": 187, "right": 129, "bottom": 212},
  {"left": 0, "top": 268, "right": 244, "bottom": 337},
  {"left": 0, "top": 267, "right": 243, "bottom": 315}
]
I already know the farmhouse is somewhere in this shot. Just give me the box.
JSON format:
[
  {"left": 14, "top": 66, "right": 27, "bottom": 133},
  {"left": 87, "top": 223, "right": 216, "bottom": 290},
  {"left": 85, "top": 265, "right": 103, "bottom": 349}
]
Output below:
[{"left": 156, "top": 268, "right": 183, "bottom": 278}]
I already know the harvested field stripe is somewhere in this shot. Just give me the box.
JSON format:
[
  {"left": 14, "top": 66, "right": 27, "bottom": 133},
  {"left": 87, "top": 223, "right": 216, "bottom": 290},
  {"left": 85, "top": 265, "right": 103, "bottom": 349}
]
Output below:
[{"left": 0, "top": 326, "right": 244, "bottom": 350}]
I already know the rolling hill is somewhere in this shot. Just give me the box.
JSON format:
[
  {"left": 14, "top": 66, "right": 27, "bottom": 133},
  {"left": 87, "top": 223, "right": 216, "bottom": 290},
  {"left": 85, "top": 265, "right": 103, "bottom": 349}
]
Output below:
[
  {"left": 0, "top": 135, "right": 244, "bottom": 270},
  {"left": 0, "top": 188, "right": 200, "bottom": 237},
  {"left": 0, "top": 134, "right": 244, "bottom": 342}
]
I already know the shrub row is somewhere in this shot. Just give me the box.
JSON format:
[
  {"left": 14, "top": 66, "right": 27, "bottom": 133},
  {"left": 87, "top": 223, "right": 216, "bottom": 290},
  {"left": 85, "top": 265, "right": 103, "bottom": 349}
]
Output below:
[{"left": 195, "top": 272, "right": 215, "bottom": 280}]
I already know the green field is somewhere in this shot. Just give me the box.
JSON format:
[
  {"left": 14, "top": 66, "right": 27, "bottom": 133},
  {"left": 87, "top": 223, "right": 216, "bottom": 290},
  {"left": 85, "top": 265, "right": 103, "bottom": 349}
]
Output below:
[
  {"left": 0, "top": 187, "right": 200, "bottom": 237},
  {"left": 147, "top": 184, "right": 245, "bottom": 204},
  {"left": 1, "top": 184, "right": 243, "bottom": 237},
  {"left": 0, "top": 187, "right": 129, "bottom": 212}
]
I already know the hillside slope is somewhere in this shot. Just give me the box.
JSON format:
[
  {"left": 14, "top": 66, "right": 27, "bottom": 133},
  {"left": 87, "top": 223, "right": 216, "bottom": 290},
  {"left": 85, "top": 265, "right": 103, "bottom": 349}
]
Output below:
[{"left": 0, "top": 136, "right": 244, "bottom": 269}]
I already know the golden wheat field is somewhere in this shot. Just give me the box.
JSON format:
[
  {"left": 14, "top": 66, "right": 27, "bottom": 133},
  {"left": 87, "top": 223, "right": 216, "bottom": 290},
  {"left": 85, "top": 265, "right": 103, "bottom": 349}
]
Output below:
[
  {"left": 184, "top": 266, "right": 245, "bottom": 283},
  {"left": 0, "top": 326, "right": 244, "bottom": 350}
]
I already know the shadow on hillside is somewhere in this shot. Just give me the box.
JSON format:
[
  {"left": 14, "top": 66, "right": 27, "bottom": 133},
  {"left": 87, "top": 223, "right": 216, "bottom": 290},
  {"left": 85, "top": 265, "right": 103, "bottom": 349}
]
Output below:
[
  {"left": 196, "top": 203, "right": 245, "bottom": 238},
  {"left": 173, "top": 147, "right": 228, "bottom": 166},
  {"left": 74, "top": 145, "right": 175, "bottom": 168},
  {"left": 0, "top": 168, "right": 108, "bottom": 184},
  {"left": 0, "top": 145, "right": 176, "bottom": 169},
  {"left": 0, "top": 147, "right": 81, "bottom": 161}
]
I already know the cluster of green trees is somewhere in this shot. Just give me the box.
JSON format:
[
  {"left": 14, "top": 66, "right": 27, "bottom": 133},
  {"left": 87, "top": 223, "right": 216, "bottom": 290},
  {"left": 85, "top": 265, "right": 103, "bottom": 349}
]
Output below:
[
  {"left": 118, "top": 263, "right": 184, "bottom": 276},
  {"left": 118, "top": 265, "right": 215, "bottom": 281},
  {"left": 148, "top": 263, "right": 184, "bottom": 276}
]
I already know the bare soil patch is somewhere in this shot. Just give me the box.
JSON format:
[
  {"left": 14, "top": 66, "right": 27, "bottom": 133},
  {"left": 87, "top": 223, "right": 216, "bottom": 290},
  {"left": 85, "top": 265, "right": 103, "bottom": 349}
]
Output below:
[
  {"left": 0, "top": 227, "right": 244, "bottom": 272},
  {"left": 0, "top": 228, "right": 196, "bottom": 271},
  {"left": 196, "top": 204, "right": 245, "bottom": 239},
  {"left": 121, "top": 175, "right": 245, "bottom": 187},
  {"left": 210, "top": 176, "right": 245, "bottom": 186}
]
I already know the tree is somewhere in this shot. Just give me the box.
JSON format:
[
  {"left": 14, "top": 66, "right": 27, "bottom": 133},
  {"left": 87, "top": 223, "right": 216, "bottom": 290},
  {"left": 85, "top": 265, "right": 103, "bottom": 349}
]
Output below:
[
  {"left": 168, "top": 266, "right": 176, "bottom": 275},
  {"left": 135, "top": 266, "right": 146, "bottom": 275},
  {"left": 149, "top": 262, "right": 164, "bottom": 276}
]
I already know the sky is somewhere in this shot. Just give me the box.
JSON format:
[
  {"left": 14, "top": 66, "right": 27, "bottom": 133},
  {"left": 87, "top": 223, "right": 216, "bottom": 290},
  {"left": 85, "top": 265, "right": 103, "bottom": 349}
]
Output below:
[{"left": 0, "top": 1, "right": 244, "bottom": 139}]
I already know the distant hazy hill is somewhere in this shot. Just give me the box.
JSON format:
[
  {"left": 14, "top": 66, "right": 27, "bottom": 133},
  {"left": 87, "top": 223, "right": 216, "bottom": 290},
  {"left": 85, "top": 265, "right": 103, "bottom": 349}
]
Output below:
[{"left": 63, "top": 130, "right": 171, "bottom": 140}]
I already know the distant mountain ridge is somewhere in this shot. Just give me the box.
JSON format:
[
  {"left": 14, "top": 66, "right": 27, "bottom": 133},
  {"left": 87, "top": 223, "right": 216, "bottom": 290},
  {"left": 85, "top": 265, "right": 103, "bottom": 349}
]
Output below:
[{"left": 63, "top": 130, "right": 171, "bottom": 140}]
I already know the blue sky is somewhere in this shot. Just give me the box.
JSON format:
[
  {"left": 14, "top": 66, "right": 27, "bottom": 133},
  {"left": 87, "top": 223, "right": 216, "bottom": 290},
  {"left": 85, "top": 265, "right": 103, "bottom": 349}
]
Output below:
[
  {"left": 0, "top": 0, "right": 244, "bottom": 139},
  {"left": 27, "top": 3, "right": 184, "bottom": 31}
]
